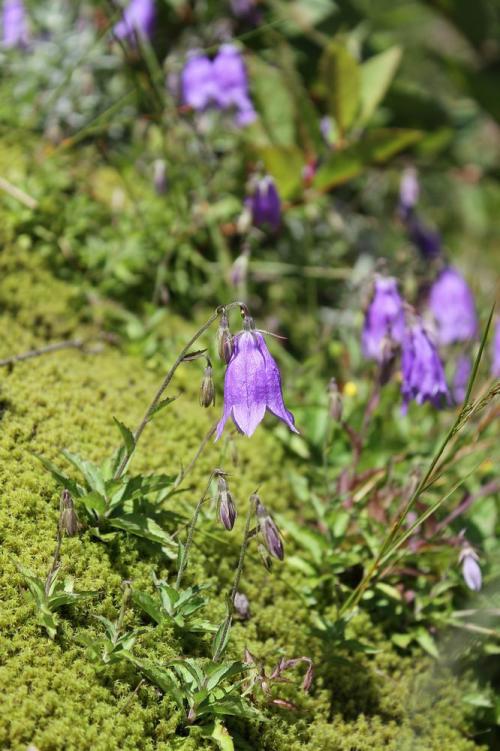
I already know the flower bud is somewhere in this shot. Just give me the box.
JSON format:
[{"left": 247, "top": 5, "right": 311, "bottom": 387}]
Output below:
[
  {"left": 459, "top": 544, "right": 482, "bottom": 592},
  {"left": 216, "top": 472, "right": 237, "bottom": 530},
  {"left": 327, "top": 378, "right": 343, "bottom": 422},
  {"left": 59, "top": 488, "right": 80, "bottom": 537},
  {"left": 217, "top": 311, "right": 233, "bottom": 363},
  {"left": 199, "top": 363, "right": 215, "bottom": 408},
  {"left": 255, "top": 497, "right": 284, "bottom": 560},
  {"left": 234, "top": 591, "right": 250, "bottom": 619}
]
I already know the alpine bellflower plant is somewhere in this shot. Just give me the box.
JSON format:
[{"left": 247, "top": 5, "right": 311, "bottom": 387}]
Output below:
[
  {"left": 113, "top": 0, "right": 156, "bottom": 41},
  {"left": 362, "top": 277, "right": 405, "bottom": 363},
  {"left": 248, "top": 176, "right": 281, "bottom": 232},
  {"left": 216, "top": 316, "right": 298, "bottom": 439},
  {"left": 401, "top": 319, "right": 449, "bottom": 411},
  {"left": 428, "top": 267, "right": 478, "bottom": 346},
  {"left": 2, "top": 0, "right": 28, "bottom": 48}
]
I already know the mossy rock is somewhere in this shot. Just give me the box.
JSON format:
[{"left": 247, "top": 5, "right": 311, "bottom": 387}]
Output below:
[{"left": 0, "top": 243, "right": 485, "bottom": 750}]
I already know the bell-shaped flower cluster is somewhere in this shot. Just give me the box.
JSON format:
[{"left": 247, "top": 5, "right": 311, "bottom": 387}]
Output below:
[
  {"left": 113, "top": 0, "right": 156, "bottom": 42},
  {"left": 401, "top": 320, "right": 449, "bottom": 411},
  {"left": 181, "top": 44, "right": 256, "bottom": 127},
  {"left": 2, "top": 0, "right": 28, "bottom": 48},
  {"left": 362, "top": 276, "right": 405, "bottom": 362},
  {"left": 247, "top": 176, "right": 281, "bottom": 232}
]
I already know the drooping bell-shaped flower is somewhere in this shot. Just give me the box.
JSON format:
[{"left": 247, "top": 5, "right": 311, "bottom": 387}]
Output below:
[
  {"left": 362, "top": 276, "right": 405, "bottom": 362},
  {"left": 401, "top": 319, "right": 449, "bottom": 411},
  {"left": 216, "top": 320, "right": 298, "bottom": 439},
  {"left": 459, "top": 545, "right": 482, "bottom": 592},
  {"left": 113, "top": 0, "right": 156, "bottom": 41},
  {"left": 452, "top": 354, "right": 471, "bottom": 405},
  {"left": 181, "top": 52, "right": 218, "bottom": 111},
  {"left": 212, "top": 44, "right": 256, "bottom": 126},
  {"left": 2, "top": 0, "right": 28, "bottom": 48},
  {"left": 491, "top": 318, "right": 500, "bottom": 378},
  {"left": 248, "top": 176, "right": 281, "bottom": 232},
  {"left": 428, "top": 267, "right": 478, "bottom": 346}
]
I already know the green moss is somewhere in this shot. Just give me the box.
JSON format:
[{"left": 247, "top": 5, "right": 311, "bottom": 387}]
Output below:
[{"left": 0, "top": 244, "right": 486, "bottom": 750}]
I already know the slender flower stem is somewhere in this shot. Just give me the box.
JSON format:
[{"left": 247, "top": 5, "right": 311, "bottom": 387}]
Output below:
[
  {"left": 213, "top": 497, "right": 256, "bottom": 662},
  {"left": 45, "top": 525, "right": 63, "bottom": 596},
  {"left": 175, "top": 473, "right": 216, "bottom": 589},
  {"left": 0, "top": 339, "right": 103, "bottom": 368},
  {"left": 113, "top": 302, "right": 247, "bottom": 479}
]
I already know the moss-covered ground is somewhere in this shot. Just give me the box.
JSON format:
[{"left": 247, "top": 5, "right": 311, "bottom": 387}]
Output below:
[{"left": 0, "top": 243, "right": 485, "bottom": 750}]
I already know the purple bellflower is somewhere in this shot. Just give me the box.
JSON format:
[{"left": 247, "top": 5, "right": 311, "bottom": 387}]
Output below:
[
  {"left": 248, "top": 176, "right": 281, "bottom": 232},
  {"left": 452, "top": 354, "right": 471, "bottom": 405},
  {"left": 216, "top": 319, "right": 298, "bottom": 439},
  {"left": 459, "top": 545, "right": 482, "bottom": 592},
  {"left": 428, "top": 267, "right": 478, "bottom": 346},
  {"left": 181, "top": 44, "right": 256, "bottom": 127},
  {"left": 491, "top": 317, "right": 500, "bottom": 378},
  {"left": 212, "top": 44, "right": 256, "bottom": 126},
  {"left": 181, "top": 53, "right": 218, "bottom": 111},
  {"left": 2, "top": 0, "right": 28, "bottom": 48},
  {"left": 114, "top": 0, "right": 156, "bottom": 41},
  {"left": 362, "top": 276, "right": 405, "bottom": 362},
  {"left": 401, "top": 319, "right": 449, "bottom": 411}
]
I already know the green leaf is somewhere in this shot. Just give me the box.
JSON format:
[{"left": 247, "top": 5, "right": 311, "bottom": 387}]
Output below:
[
  {"left": 108, "top": 513, "right": 177, "bottom": 552},
  {"left": 132, "top": 590, "right": 164, "bottom": 625},
  {"left": 415, "top": 628, "right": 439, "bottom": 659},
  {"left": 31, "top": 452, "right": 81, "bottom": 497},
  {"left": 148, "top": 397, "right": 177, "bottom": 419},
  {"left": 313, "top": 129, "right": 422, "bottom": 192},
  {"left": 61, "top": 450, "right": 106, "bottom": 496},
  {"left": 113, "top": 417, "right": 135, "bottom": 457},
  {"left": 358, "top": 46, "right": 402, "bottom": 126},
  {"left": 247, "top": 56, "right": 296, "bottom": 148},
  {"left": 200, "top": 720, "right": 234, "bottom": 751},
  {"left": 211, "top": 619, "right": 231, "bottom": 660},
  {"left": 256, "top": 146, "right": 305, "bottom": 200},
  {"left": 205, "top": 662, "right": 248, "bottom": 692},
  {"left": 80, "top": 490, "right": 107, "bottom": 516},
  {"left": 321, "top": 42, "right": 360, "bottom": 135}
]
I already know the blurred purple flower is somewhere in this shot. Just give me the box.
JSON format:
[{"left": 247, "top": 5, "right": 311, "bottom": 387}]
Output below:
[
  {"left": 181, "top": 53, "right": 218, "bottom": 111},
  {"left": 362, "top": 276, "right": 405, "bottom": 362},
  {"left": 113, "top": 0, "right": 156, "bottom": 41},
  {"left": 2, "top": 0, "right": 28, "bottom": 48},
  {"left": 216, "top": 323, "right": 298, "bottom": 439},
  {"left": 213, "top": 44, "right": 256, "bottom": 126},
  {"left": 248, "top": 176, "right": 281, "bottom": 232},
  {"left": 406, "top": 214, "right": 442, "bottom": 259},
  {"left": 452, "top": 354, "right": 471, "bottom": 404},
  {"left": 492, "top": 318, "right": 500, "bottom": 378},
  {"left": 459, "top": 546, "right": 482, "bottom": 592},
  {"left": 401, "top": 319, "right": 449, "bottom": 411},
  {"left": 399, "top": 167, "right": 420, "bottom": 218},
  {"left": 428, "top": 267, "right": 478, "bottom": 345}
]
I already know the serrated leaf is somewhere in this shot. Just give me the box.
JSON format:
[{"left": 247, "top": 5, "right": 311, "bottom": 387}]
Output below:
[
  {"left": 322, "top": 42, "right": 360, "bottom": 135},
  {"left": 148, "top": 396, "right": 178, "bottom": 419},
  {"left": 113, "top": 417, "right": 135, "bottom": 457},
  {"left": 61, "top": 450, "right": 106, "bottom": 496},
  {"left": 358, "top": 46, "right": 402, "bottom": 126},
  {"left": 80, "top": 490, "right": 107, "bottom": 516},
  {"left": 211, "top": 618, "right": 231, "bottom": 660}
]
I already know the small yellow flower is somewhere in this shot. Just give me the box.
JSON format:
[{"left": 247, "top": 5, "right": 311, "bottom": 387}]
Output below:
[{"left": 344, "top": 381, "right": 358, "bottom": 398}]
